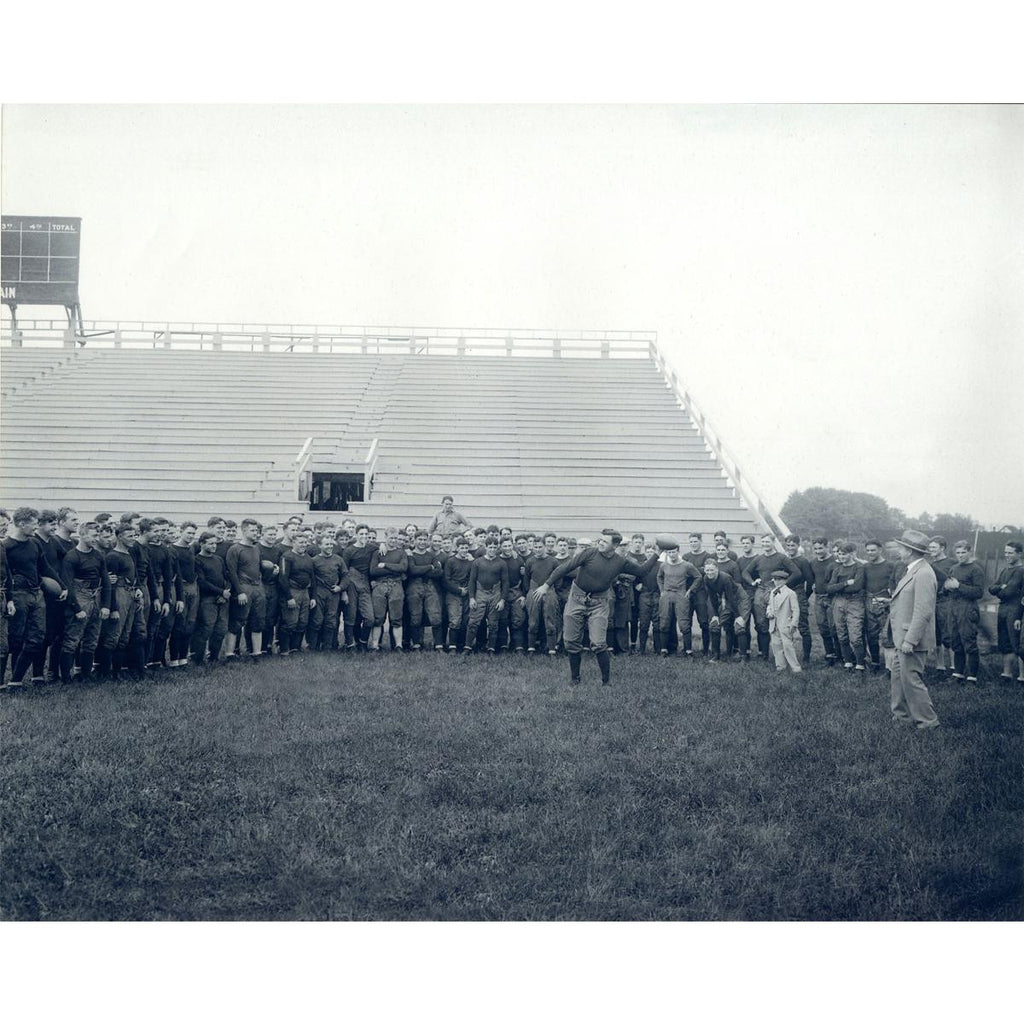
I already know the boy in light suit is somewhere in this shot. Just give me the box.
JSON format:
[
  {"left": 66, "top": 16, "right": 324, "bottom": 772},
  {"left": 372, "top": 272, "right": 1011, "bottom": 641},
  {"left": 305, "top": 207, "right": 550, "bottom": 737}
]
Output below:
[
  {"left": 766, "top": 567, "right": 802, "bottom": 673},
  {"left": 888, "top": 530, "right": 940, "bottom": 730}
]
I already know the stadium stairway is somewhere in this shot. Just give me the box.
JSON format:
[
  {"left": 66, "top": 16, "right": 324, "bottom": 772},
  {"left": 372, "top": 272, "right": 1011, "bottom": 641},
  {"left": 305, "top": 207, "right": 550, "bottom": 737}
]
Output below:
[{"left": 0, "top": 345, "right": 762, "bottom": 538}]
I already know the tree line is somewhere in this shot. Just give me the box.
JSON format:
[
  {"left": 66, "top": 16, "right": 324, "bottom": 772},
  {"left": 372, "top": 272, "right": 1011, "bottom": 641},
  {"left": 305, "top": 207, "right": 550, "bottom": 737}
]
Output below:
[{"left": 779, "top": 487, "right": 1020, "bottom": 546}]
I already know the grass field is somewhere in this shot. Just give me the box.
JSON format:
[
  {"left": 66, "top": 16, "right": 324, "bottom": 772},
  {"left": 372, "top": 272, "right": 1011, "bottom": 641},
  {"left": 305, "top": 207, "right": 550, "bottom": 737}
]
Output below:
[{"left": 2, "top": 649, "right": 1021, "bottom": 921}]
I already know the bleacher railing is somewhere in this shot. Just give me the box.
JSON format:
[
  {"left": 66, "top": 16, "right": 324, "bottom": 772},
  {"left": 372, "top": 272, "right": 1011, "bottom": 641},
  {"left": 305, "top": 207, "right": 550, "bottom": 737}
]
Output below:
[
  {"left": 364, "top": 438, "right": 379, "bottom": 501},
  {"left": 650, "top": 341, "right": 791, "bottom": 543},
  {"left": 1, "top": 319, "right": 656, "bottom": 359}
]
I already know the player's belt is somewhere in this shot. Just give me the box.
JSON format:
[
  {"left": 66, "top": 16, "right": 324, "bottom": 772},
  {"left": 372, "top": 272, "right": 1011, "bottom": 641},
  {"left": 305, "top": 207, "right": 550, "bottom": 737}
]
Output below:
[
  {"left": 571, "top": 581, "right": 609, "bottom": 599},
  {"left": 239, "top": 576, "right": 262, "bottom": 586},
  {"left": 115, "top": 576, "right": 137, "bottom": 587},
  {"left": 12, "top": 574, "right": 40, "bottom": 591}
]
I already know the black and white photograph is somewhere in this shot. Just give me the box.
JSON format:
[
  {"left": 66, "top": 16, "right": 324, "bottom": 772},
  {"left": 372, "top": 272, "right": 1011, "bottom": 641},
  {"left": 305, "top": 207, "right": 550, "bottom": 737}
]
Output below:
[{"left": 1, "top": 10, "right": 1020, "bottom": 1023}]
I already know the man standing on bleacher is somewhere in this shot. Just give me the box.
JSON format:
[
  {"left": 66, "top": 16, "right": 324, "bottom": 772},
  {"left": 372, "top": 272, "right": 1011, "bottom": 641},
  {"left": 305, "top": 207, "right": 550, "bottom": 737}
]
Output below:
[{"left": 427, "top": 496, "right": 472, "bottom": 539}]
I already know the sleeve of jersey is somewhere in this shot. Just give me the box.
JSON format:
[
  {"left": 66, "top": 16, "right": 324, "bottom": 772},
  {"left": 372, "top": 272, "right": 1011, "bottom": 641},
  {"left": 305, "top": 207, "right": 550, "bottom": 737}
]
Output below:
[
  {"left": 99, "top": 552, "right": 112, "bottom": 609},
  {"left": 168, "top": 549, "right": 183, "bottom": 603},
  {"left": 225, "top": 547, "right": 242, "bottom": 596},
  {"left": 62, "top": 550, "right": 82, "bottom": 612},
  {"left": 741, "top": 559, "right": 759, "bottom": 588},
  {"left": 38, "top": 545, "right": 64, "bottom": 588},
  {"left": 546, "top": 549, "right": 585, "bottom": 587}
]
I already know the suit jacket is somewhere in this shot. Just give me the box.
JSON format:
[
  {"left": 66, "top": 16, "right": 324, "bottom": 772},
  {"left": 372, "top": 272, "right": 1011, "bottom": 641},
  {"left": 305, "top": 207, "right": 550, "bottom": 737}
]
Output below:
[
  {"left": 888, "top": 557, "right": 937, "bottom": 652},
  {"left": 767, "top": 585, "right": 800, "bottom": 634}
]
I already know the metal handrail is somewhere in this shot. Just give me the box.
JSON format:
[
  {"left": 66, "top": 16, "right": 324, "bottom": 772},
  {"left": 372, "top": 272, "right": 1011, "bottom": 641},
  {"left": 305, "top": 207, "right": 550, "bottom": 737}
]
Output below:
[
  {"left": 1, "top": 318, "right": 656, "bottom": 358},
  {"left": 294, "top": 436, "right": 314, "bottom": 501},
  {"left": 364, "top": 438, "right": 380, "bottom": 501},
  {"left": 650, "top": 341, "right": 791, "bottom": 543}
]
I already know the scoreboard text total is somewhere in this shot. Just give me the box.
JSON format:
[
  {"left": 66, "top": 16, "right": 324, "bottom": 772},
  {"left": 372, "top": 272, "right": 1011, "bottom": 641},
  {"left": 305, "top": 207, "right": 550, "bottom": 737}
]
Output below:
[{"left": 1, "top": 216, "right": 81, "bottom": 305}]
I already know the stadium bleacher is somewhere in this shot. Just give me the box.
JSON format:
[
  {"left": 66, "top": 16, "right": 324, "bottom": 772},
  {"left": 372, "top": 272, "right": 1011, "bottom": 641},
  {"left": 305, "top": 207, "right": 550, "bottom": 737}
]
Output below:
[{"left": 0, "top": 341, "right": 766, "bottom": 537}]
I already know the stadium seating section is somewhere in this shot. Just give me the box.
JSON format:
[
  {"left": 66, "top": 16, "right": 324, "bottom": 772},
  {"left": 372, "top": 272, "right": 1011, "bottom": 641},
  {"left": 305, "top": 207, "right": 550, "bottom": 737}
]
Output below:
[{"left": 0, "top": 346, "right": 761, "bottom": 537}]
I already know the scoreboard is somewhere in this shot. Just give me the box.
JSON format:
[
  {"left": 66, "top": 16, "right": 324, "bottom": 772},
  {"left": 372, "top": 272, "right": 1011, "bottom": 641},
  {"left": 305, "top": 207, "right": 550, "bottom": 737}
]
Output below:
[{"left": 1, "top": 215, "right": 81, "bottom": 306}]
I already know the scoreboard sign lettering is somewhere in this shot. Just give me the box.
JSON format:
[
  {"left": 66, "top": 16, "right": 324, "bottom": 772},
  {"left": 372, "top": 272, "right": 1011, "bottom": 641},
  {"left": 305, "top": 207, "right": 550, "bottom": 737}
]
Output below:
[{"left": 1, "top": 216, "right": 81, "bottom": 305}]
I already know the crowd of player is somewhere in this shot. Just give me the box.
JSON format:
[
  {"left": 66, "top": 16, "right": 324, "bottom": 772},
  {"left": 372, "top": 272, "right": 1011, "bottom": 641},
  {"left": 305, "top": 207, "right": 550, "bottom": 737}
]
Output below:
[{"left": 2, "top": 500, "right": 1023, "bottom": 690}]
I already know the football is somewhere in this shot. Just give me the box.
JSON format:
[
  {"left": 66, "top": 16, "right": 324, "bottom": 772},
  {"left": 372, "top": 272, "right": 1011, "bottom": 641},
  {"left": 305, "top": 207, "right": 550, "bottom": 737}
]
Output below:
[
  {"left": 41, "top": 576, "right": 64, "bottom": 596},
  {"left": 654, "top": 533, "right": 679, "bottom": 550}
]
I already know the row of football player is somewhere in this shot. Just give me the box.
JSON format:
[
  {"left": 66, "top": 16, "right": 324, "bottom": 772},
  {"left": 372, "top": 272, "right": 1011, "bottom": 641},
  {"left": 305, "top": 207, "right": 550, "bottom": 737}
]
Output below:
[
  {"left": 1, "top": 509, "right": 757, "bottom": 683},
  {"left": 2, "top": 507, "right": 1022, "bottom": 686}
]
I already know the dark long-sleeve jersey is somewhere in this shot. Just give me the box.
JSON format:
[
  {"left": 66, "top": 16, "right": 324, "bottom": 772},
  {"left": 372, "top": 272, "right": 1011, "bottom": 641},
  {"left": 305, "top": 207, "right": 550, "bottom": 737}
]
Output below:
[
  {"left": 313, "top": 552, "right": 348, "bottom": 590},
  {"left": 525, "top": 553, "right": 558, "bottom": 590},
  {"left": 280, "top": 549, "right": 316, "bottom": 597},
  {"left": 787, "top": 555, "right": 813, "bottom": 598},
  {"left": 1, "top": 543, "right": 12, "bottom": 599},
  {"left": 140, "top": 542, "right": 173, "bottom": 605},
  {"left": 225, "top": 542, "right": 263, "bottom": 593},
  {"left": 369, "top": 548, "right": 408, "bottom": 580},
  {"left": 711, "top": 557, "right": 743, "bottom": 586},
  {"left": 34, "top": 533, "right": 69, "bottom": 580},
  {"left": 946, "top": 561, "right": 985, "bottom": 604},
  {"left": 683, "top": 549, "right": 712, "bottom": 572},
  {"left": 990, "top": 564, "right": 1024, "bottom": 605},
  {"left": 196, "top": 553, "right": 229, "bottom": 598},
  {"left": 636, "top": 555, "right": 660, "bottom": 594},
  {"left": 163, "top": 545, "right": 183, "bottom": 602},
  {"left": 343, "top": 543, "right": 376, "bottom": 578},
  {"left": 691, "top": 574, "right": 751, "bottom": 621},
  {"left": 862, "top": 559, "right": 897, "bottom": 597},
  {"left": 258, "top": 542, "right": 283, "bottom": 586},
  {"left": 105, "top": 549, "right": 139, "bottom": 587},
  {"left": 172, "top": 543, "right": 197, "bottom": 588},
  {"left": 130, "top": 541, "right": 159, "bottom": 603},
  {"left": 549, "top": 555, "right": 577, "bottom": 596},
  {"left": 546, "top": 547, "right": 659, "bottom": 596},
  {"left": 930, "top": 555, "right": 955, "bottom": 596},
  {"left": 407, "top": 550, "right": 444, "bottom": 584},
  {"left": 825, "top": 561, "right": 866, "bottom": 597},
  {"left": 444, "top": 554, "right": 475, "bottom": 595},
  {"left": 501, "top": 553, "right": 527, "bottom": 597},
  {"left": 742, "top": 553, "right": 800, "bottom": 590},
  {"left": 61, "top": 547, "right": 111, "bottom": 611},
  {"left": 469, "top": 556, "right": 510, "bottom": 600},
  {"left": 807, "top": 556, "right": 836, "bottom": 596},
  {"left": 737, "top": 555, "right": 759, "bottom": 592},
  {"left": 3, "top": 535, "right": 63, "bottom": 591}
]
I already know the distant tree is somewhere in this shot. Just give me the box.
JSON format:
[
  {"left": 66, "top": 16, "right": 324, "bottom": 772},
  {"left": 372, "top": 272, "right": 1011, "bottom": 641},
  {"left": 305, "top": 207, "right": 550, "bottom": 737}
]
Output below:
[
  {"left": 930, "top": 512, "right": 980, "bottom": 541},
  {"left": 780, "top": 488, "right": 900, "bottom": 543},
  {"left": 902, "top": 511, "right": 980, "bottom": 540},
  {"left": 906, "top": 511, "right": 935, "bottom": 534}
]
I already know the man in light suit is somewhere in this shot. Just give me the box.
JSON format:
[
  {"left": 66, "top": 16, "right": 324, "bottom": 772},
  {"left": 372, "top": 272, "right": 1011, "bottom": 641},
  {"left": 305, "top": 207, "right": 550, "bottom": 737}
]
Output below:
[
  {"left": 766, "top": 567, "right": 802, "bottom": 673},
  {"left": 888, "top": 529, "right": 940, "bottom": 730}
]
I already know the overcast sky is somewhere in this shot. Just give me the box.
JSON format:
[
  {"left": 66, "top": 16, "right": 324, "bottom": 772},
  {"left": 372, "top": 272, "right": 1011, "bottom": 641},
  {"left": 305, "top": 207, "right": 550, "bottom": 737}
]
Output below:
[{"left": 3, "top": 104, "right": 1021, "bottom": 527}]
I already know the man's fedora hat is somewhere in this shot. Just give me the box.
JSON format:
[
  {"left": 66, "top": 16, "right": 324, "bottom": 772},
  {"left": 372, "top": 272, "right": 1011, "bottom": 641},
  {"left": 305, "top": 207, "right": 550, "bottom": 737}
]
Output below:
[{"left": 892, "top": 529, "right": 930, "bottom": 554}]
